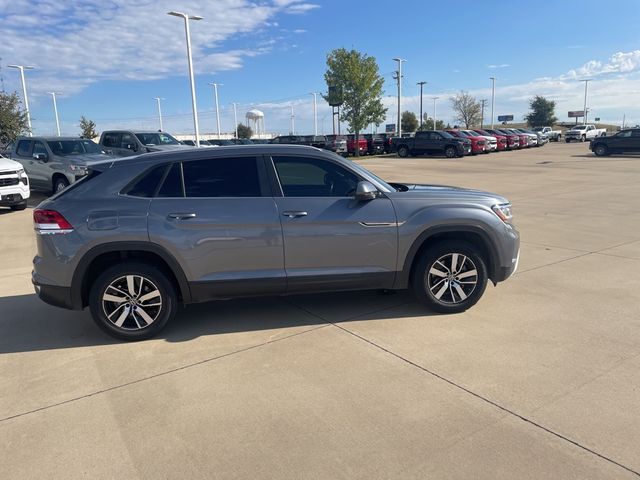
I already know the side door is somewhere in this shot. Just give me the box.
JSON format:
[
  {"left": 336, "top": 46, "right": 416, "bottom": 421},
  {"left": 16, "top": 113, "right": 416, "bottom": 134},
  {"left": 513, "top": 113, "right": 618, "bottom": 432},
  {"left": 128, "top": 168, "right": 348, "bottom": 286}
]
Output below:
[
  {"left": 101, "top": 132, "right": 122, "bottom": 156},
  {"left": 12, "top": 140, "right": 38, "bottom": 186},
  {"left": 611, "top": 130, "right": 632, "bottom": 152},
  {"left": 268, "top": 154, "right": 398, "bottom": 293},
  {"left": 119, "top": 132, "right": 140, "bottom": 156},
  {"left": 30, "top": 140, "right": 52, "bottom": 189},
  {"left": 147, "top": 155, "right": 285, "bottom": 301}
]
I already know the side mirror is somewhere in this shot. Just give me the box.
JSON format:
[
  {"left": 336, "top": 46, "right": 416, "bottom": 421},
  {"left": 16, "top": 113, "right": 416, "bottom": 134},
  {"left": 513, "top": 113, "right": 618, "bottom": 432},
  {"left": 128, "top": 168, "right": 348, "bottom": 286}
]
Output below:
[
  {"left": 126, "top": 143, "right": 139, "bottom": 152},
  {"left": 33, "top": 153, "right": 48, "bottom": 162},
  {"left": 355, "top": 181, "right": 378, "bottom": 201}
]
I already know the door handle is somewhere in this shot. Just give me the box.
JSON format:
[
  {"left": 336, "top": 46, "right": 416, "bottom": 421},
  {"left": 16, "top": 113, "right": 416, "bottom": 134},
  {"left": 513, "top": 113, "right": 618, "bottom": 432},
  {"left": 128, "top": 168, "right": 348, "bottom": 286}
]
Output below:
[
  {"left": 167, "top": 213, "right": 197, "bottom": 220},
  {"left": 282, "top": 211, "right": 308, "bottom": 218}
]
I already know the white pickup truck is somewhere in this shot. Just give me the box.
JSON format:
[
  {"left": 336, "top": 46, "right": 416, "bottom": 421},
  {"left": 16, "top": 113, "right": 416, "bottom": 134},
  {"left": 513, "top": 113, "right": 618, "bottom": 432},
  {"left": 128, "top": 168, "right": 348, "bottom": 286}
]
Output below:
[
  {"left": 533, "top": 126, "right": 562, "bottom": 142},
  {"left": 565, "top": 124, "right": 606, "bottom": 143}
]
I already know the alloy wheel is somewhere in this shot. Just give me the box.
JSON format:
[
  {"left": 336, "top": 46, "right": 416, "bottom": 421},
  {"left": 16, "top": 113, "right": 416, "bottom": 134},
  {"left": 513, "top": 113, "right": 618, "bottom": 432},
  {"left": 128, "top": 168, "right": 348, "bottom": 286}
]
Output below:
[
  {"left": 426, "top": 253, "right": 478, "bottom": 304},
  {"left": 102, "top": 275, "right": 163, "bottom": 330}
]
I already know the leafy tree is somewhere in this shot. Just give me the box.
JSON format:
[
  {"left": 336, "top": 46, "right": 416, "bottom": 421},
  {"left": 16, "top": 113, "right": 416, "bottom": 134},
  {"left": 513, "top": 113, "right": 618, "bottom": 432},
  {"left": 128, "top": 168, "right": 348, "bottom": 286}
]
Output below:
[
  {"left": 450, "top": 91, "right": 481, "bottom": 128},
  {"left": 79, "top": 116, "right": 97, "bottom": 139},
  {"left": 0, "top": 91, "right": 29, "bottom": 145},
  {"left": 323, "top": 48, "right": 387, "bottom": 156},
  {"left": 237, "top": 123, "right": 252, "bottom": 139},
  {"left": 419, "top": 114, "right": 446, "bottom": 130},
  {"left": 525, "top": 95, "right": 557, "bottom": 127},
  {"left": 401, "top": 111, "right": 419, "bottom": 132}
]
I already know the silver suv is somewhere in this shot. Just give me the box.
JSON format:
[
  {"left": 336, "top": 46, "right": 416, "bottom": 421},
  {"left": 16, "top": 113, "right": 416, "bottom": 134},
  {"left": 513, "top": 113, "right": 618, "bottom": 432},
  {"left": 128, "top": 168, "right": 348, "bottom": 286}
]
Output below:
[{"left": 32, "top": 145, "right": 520, "bottom": 340}]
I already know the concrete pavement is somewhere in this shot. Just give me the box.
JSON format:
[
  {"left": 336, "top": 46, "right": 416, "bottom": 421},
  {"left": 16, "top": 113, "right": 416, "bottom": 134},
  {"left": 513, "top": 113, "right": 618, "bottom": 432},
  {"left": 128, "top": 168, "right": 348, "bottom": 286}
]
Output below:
[{"left": 1, "top": 142, "right": 639, "bottom": 479}]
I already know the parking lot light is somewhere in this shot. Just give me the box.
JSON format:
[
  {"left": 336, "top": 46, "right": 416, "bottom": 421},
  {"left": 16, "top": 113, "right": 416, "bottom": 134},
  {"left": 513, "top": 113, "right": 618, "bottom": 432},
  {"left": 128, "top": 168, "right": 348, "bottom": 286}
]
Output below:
[
  {"left": 47, "top": 92, "right": 62, "bottom": 136},
  {"left": 431, "top": 97, "right": 439, "bottom": 130},
  {"left": 167, "top": 11, "right": 202, "bottom": 147},
  {"left": 490, "top": 77, "right": 496, "bottom": 129},
  {"left": 153, "top": 97, "right": 165, "bottom": 131},
  {"left": 392, "top": 58, "right": 406, "bottom": 137},
  {"left": 209, "top": 83, "right": 222, "bottom": 138},
  {"left": 8, "top": 65, "right": 35, "bottom": 136},
  {"left": 581, "top": 79, "right": 591, "bottom": 125}
]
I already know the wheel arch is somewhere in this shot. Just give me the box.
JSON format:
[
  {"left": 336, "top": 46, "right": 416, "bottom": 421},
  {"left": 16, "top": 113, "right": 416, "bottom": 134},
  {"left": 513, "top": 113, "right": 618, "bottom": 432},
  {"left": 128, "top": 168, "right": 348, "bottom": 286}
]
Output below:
[{"left": 71, "top": 241, "right": 192, "bottom": 309}]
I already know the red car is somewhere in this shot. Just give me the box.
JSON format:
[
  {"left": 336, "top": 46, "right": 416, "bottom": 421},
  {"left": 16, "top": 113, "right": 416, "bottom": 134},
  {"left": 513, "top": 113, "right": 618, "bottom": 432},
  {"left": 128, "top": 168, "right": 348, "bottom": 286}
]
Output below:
[
  {"left": 474, "top": 129, "right": 507, "bottom": 151},
  {"left": 446, "top": 129, "right": 486, "bottom": 155},
  {"left": 484, "top": 129, "right": 520, "bottom": 150},
  {"left": 345, "top": 134, "right": 368, "bottom": 156},
  {"left": 499, "top": 129, "right": 529, "bottom": 148}
]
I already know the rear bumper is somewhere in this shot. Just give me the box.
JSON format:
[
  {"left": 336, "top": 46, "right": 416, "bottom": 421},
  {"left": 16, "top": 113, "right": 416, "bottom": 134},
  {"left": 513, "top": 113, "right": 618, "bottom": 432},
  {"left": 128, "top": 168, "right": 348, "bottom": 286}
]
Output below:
[{"left": 33, "top": 280, "right": 75, "bottom": 310}]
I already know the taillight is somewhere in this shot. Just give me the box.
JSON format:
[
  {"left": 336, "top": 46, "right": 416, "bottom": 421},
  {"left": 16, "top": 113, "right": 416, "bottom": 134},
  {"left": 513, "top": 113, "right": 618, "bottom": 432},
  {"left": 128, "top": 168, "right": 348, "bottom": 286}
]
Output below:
[{"left": 33, "top": 209, "right": 74, "bottom": 234}]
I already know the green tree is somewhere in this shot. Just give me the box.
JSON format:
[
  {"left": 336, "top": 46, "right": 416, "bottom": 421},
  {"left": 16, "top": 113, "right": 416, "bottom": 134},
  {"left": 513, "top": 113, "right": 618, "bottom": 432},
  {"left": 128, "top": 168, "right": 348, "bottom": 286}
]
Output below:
[
  {"left": 450, "top": 91, "right": 481, "bottom": 128},
  {"left": 525, "top": 95, "right": 557, "bottom": 127},
  {"left": 79, "top": 116, "right": 97, "bottom": 139},
  {"left": 0, "top": 91, "right": 29, "bottom": 145},
  {"left": 236, "top": 123, "right": 252, "bottom": 139},
  {"left": 323, "top": 48, "right": 387, "bottom": 156},
  {"left": 401, "top": 111, "right": 419, "bottom": 132},
  {"left": 419, "top": 114, "right": 446, "bottom": 130}
]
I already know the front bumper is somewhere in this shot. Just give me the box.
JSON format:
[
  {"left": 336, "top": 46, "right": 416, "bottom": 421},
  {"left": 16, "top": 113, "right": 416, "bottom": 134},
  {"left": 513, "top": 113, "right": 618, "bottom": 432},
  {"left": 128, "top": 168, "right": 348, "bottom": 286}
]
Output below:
[{"left": 494, "top": 226, "right": 520, "bottom": 282}]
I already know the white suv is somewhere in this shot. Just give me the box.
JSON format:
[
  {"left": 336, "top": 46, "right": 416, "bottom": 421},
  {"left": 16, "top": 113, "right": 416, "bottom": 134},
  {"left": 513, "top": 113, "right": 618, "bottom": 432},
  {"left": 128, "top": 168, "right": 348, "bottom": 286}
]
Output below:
[{"left": 0, "top": 154, "right": 30, "bottom": 211}]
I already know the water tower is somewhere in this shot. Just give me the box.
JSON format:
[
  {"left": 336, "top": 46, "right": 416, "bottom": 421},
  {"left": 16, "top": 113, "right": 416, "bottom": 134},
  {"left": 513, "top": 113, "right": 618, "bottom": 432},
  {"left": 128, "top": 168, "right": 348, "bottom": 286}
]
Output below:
[{"left": 245, "top": 109, "right": 265, "bottom": 137}]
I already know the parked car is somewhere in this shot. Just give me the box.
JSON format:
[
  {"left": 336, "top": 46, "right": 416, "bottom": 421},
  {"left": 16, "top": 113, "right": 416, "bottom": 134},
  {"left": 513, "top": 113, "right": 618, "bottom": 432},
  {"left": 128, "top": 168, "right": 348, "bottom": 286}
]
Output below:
[
  {"left": 446, "top": 130, "right": 486, "bottom": 154},
  {"left": 515, "top": 128, "right": 544, "bottom": 147},
  {"left": 507, "top": 129, "right": 538, "bottom": 147},
  {"left": 230, "top": 138, "right": 254, "bottom": 145},
  {"left": 393, "top": 130, "right": 471, "bottom": 158},
  {"left": 0, "top": 153, "right": 30, "bottom": 210},
  {"left": 462, "top": 130, "right": 496, "bottom": 152},
  {"left": 299, "top": 135, "right": 327, "bottom": 149},
  {"left": 590, "top": 128, "right": 640, "bottom": 156},
  {"left": 180, "top": 139, "right": 214, "bottom": 147},
  {"left": 533, "top": 126, "right": 562, "bottom": 142},
  {"left": 270, "top": 135, "right": 304, "bottom": 145},
  {"left": 31, "top": 145, "right": 520, "bottom": 340},
  {"left": 324, "top": 134, "right": 348, "bottom": 156},
  {"left": 209, "top": 139, "right": 235, "bottom": 146},
  {"left": 346, "top": 134, "right": 368, "bottom": 156},
  {"left": 499, "top": 129, "right": 530, "bottom": 148},
  {"left": 99, "top": 130, "right": 191, "bottom": 157},
  {"left": 362, "top": 134, "right": 385, "bottom": 155},
  {"left": 378, "top": 133, "right": 395, "bottom": 153},
  {"left": 565, "top": 124, "right": 607, "bottom": 143},
  {"left": 484, "top": 129, "right": 520, "bottom": 150},
  {"left": 474, "top": 129, "right": 507, "bottom": 151},
  {"left": 10, "top": 137, "right": 111, "bottom": 193}
]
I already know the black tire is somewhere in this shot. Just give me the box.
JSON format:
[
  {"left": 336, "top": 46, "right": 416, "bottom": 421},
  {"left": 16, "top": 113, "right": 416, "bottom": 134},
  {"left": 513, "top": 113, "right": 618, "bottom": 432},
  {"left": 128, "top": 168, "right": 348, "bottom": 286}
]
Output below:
[
  {"left": 89, "top": 262, "right": 177, "bottom": 341},
  {"left": 444, "top": 146, "right": 457, "bottom": 158},
  {"left": 593, "top": 144, "right": 609, "bottom": 156},
  {"left": 397, "top": 145, "right": 410, "bottom": 158},
  {"left": 556, "top": 134, "right": 561, "bottom": 142},
  {"left": 53, "top": 176, "right": 70, "bottom": 193},
  {"left": 10, "top": 201, "right": 27, "bottom": 211},
  {"left": 412, "top": 241, "right": 488, "bottom": 314},
  {"left": 565, "top": 139, "right": 571, "bottom": 143},
  {"left": 581, "top": 135, "right": 586, "bottom": 142}
]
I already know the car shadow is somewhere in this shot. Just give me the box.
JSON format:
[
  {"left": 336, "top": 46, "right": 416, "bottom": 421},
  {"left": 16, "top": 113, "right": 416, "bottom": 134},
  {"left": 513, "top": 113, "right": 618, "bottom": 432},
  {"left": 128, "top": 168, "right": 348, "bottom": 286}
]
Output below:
[{"left": 0, "top": 290, "right": 431, "bottom": 354}]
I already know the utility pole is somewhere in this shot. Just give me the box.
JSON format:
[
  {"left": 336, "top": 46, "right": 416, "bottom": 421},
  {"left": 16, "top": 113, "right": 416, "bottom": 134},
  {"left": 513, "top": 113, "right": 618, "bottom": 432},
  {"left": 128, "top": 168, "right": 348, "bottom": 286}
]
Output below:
[
  {"left": 393, "top": 58, "right": 406, "bottom": 137},
  {"left": 290, "top": 105, "right": 295, "bottom": 134},
  {"left": 580, "top": 79, "right": 591, "bottom": 125},
  {"left": 310, "top": 92, "right": 319, "bottom": 135},
  {"left": 152, "top": 97, "right": 164, "bottom": 131},
  {"left": 432, "top": 97, "right": 439, "bottom": 130},
  {"left": 8, "top": 65, "right": 35, "bottom": 135},
  {"left": 489, "top": 77, "right": 496, "bottom": 129},
  {"left": 480, "top": 99, "right": 487, "bottom": 129},
  {"left": 417, "top": 81, "right": 426, "bottom": 127},
  {"left": 48, "top": 92, "right": 62, "bottom": 136},
  {"left": 209, "top": 82, "right": 222, "bottom": 138},
  {"left": 232, "top": 102, "right": 238, "bottom": 138}
]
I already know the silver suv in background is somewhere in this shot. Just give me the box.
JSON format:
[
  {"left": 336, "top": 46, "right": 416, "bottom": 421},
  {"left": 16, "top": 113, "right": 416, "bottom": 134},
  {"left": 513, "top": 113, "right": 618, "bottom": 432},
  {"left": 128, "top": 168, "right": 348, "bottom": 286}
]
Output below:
[
  {"left": 10, "top": 137, "right": 111, "bottom": 193},
  {"left": 32, "top": 145, "right": 520, "bottom": 340},
  {"left": 99, "top": 130, "right": 192, "bottom": 157}
]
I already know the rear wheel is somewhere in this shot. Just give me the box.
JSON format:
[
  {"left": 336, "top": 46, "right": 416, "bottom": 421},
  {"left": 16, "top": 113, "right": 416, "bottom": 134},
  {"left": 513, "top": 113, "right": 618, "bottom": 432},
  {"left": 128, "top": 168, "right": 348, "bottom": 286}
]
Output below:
[
  {"left": 445, "top": 146, "right": 457, "bottom": 158},
  {"left": 397, "top": 145, "right": 410, "bottom": 158},
  {"left": 581, "top": 135, "right": 586, "bottom": 142},
  {"left": 10, "top": 201, "right": 27, "bottom": 211},
  {"left": 89, "top": 262, "right": 177, "bottom": 341},
  {"left": 412, "top": 241, "right": 488, "bottom": 314}
]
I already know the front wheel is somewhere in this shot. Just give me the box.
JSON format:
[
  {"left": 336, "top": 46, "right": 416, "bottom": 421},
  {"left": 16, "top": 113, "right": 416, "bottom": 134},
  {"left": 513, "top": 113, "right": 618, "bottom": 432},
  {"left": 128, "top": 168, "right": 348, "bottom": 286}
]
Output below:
[
  {"left": 594, "top": 144, "right": 609, "bottom": 156},
  {"left": 53, "top": 176, "right": 70, "bottom": 193},
  {"left": 581, "top": 135, "right": 586, "bottom": 142},
  {"left": 445, "top": 146, "right": 457, "bottom": 158},
  {"left": 412, "top": 241, "right": 488, "bottom": 314},
  {"left": 89, "top": 262, "right": 177, "bottom": 341},
  {"left": 397, "top": 145, "right": 410, "bottom": 158}
]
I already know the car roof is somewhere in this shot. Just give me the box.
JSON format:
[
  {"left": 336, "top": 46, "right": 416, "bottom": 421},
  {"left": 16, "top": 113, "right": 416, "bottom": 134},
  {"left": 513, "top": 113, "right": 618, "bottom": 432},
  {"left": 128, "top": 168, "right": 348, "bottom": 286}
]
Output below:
[{"left": 18, "top": 136, "right": 96, "bottom": 141}]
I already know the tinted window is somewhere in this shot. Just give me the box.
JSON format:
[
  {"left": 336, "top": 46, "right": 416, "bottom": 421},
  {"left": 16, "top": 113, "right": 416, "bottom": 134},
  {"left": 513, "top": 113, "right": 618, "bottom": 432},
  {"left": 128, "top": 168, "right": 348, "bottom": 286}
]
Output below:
[
  {"left": 102, "top": 133, "right": 120, "bottom": 148},
  {"left": 135, "top": 132, "right": 180, "bottom": 146},
  {"left": 121, "top": 133, "right": 136, "bottom": 148},
  {"left": 16, "top": 140, "right": 32, "bottom": 156},
  {"left": 182, "top": 157, "right": 261, "bottom": 197},
  {"left": 616, "top": 130, "right": 632, "bottom": 138},
  {"left": 158, "top": 163, "right": 184, "bottom": 197},
  {"left": 33, "top": 141, "right": 47, "bottom": 156},
  {"left": 632, "top": 130, "right": 640, "bottom": 137},
  {"left": 47, "top": 140, "right": 102, "bottom": 155},
  {"left": 125, "top": 165, "right": 168, "bottom": 197},
  {"left": 273, "top": 156, "right": 359, "bottom": 197}
]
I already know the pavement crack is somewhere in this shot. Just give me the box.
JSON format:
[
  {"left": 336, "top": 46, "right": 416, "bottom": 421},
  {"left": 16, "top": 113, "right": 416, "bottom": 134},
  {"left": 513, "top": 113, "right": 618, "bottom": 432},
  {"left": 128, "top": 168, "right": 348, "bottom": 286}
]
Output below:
[
  {"left": 331, "top": 323, "right": 640, "bottom": 478},
  {"left": 0, "top": 323, "right": 330, "bottom": 425}
]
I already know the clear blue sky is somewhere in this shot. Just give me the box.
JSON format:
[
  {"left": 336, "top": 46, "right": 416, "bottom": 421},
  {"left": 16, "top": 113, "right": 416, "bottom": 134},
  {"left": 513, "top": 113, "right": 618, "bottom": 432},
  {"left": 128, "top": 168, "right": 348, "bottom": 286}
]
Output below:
[{"left": 2, "top": 0, "right": 640, "bottom": 136}]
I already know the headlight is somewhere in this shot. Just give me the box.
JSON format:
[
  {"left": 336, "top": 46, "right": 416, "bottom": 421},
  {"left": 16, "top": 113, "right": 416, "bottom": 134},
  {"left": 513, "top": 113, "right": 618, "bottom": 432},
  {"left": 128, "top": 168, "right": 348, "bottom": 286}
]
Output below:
[
  {"left": 492, "top": 203, "right": 513, "bottom": 224},
  {"left": 18, "top": 168, "right": 28, "bottom": 185},
  {"left": 69, "top": 164, "right": 89, "bottom": 175}
]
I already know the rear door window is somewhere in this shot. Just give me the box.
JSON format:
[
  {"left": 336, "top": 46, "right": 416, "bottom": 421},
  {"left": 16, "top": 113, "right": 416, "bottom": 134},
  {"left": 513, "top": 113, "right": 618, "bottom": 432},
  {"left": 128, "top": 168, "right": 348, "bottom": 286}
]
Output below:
[
  {"left": 16, "top": 140, "right": 32, "bottom": 156},
  {"left": 182, "top": 157, "right": 261, "bottom": 197}
]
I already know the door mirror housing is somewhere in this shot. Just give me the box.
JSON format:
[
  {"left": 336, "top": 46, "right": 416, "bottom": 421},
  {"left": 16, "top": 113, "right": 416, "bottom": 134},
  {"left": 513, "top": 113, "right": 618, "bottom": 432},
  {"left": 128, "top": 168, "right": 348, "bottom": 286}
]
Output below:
[
  {"left": 355, "top": 181, "right": 378, "bottom": 201},
  {"left": 33, "top": 153, "right": 48, "bottom": 162}
]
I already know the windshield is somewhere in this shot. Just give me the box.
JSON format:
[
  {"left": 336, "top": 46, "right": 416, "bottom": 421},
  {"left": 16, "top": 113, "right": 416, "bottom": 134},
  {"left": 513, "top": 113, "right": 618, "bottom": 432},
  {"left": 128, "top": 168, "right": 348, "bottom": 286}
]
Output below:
[
  {"left": 532, "top": 127, "right": 543, "bottom": 132},
  {"left": 47, "top": 140, "right": 103, "bottom": 156},
  {"left": 346, "top": 158, "right": 394, "bottom": 193},
  {"left": 135, "top": 132, "right": 180, "bottom": 145},
  {"left": 463, "top": 130, "right": 480, "bottom": 137},
  {"left": 440, "top": 131, "right": 455, "bottom": 139},
  {"left": 572, "top": 126, "right": 587, "bottom": 131}
]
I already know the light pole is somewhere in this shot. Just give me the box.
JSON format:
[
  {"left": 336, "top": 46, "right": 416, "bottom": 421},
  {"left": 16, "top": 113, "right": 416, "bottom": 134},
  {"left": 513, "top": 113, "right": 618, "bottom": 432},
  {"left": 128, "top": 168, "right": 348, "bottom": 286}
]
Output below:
[
  {"left": 480, "top": 99, "right": 487, "bottom": 129},
  {"left": 168, "top": 11, "right": 203, "bottom": 147},
  {"left": 209, "top": 82, "right": 222, "bottom": 138},
  {"left": 8, "top": 65, "right": 35, "bottom": 135},
  {"left": 232, "top": 102, "right": 238, "bottom": 138},
  {"left": 393, "top": 58, "right": 406, "bottom": 137},
  {"left": 310, "top": 92, "right": 319, "bottom": 135},
  {"left": 47, "top": 92, "right": 62, "bottom": 136},
  {"left": 417, "top": 81, "right": 426, "bottom": 127},
  {"left": 290, "top": 105, "right": 295, "bottom": 134},
  {"left": 432, "top": 97, "right": 439, "bottom": 130},
  {"left": 489, "top": 77, "right": 496, "bottom": 129},
  {"left": 580, "top": 79, "right": 591, "bottom": 125},
  {"left": 152, "top": 97, "right": 165, "bottom": 131}
]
